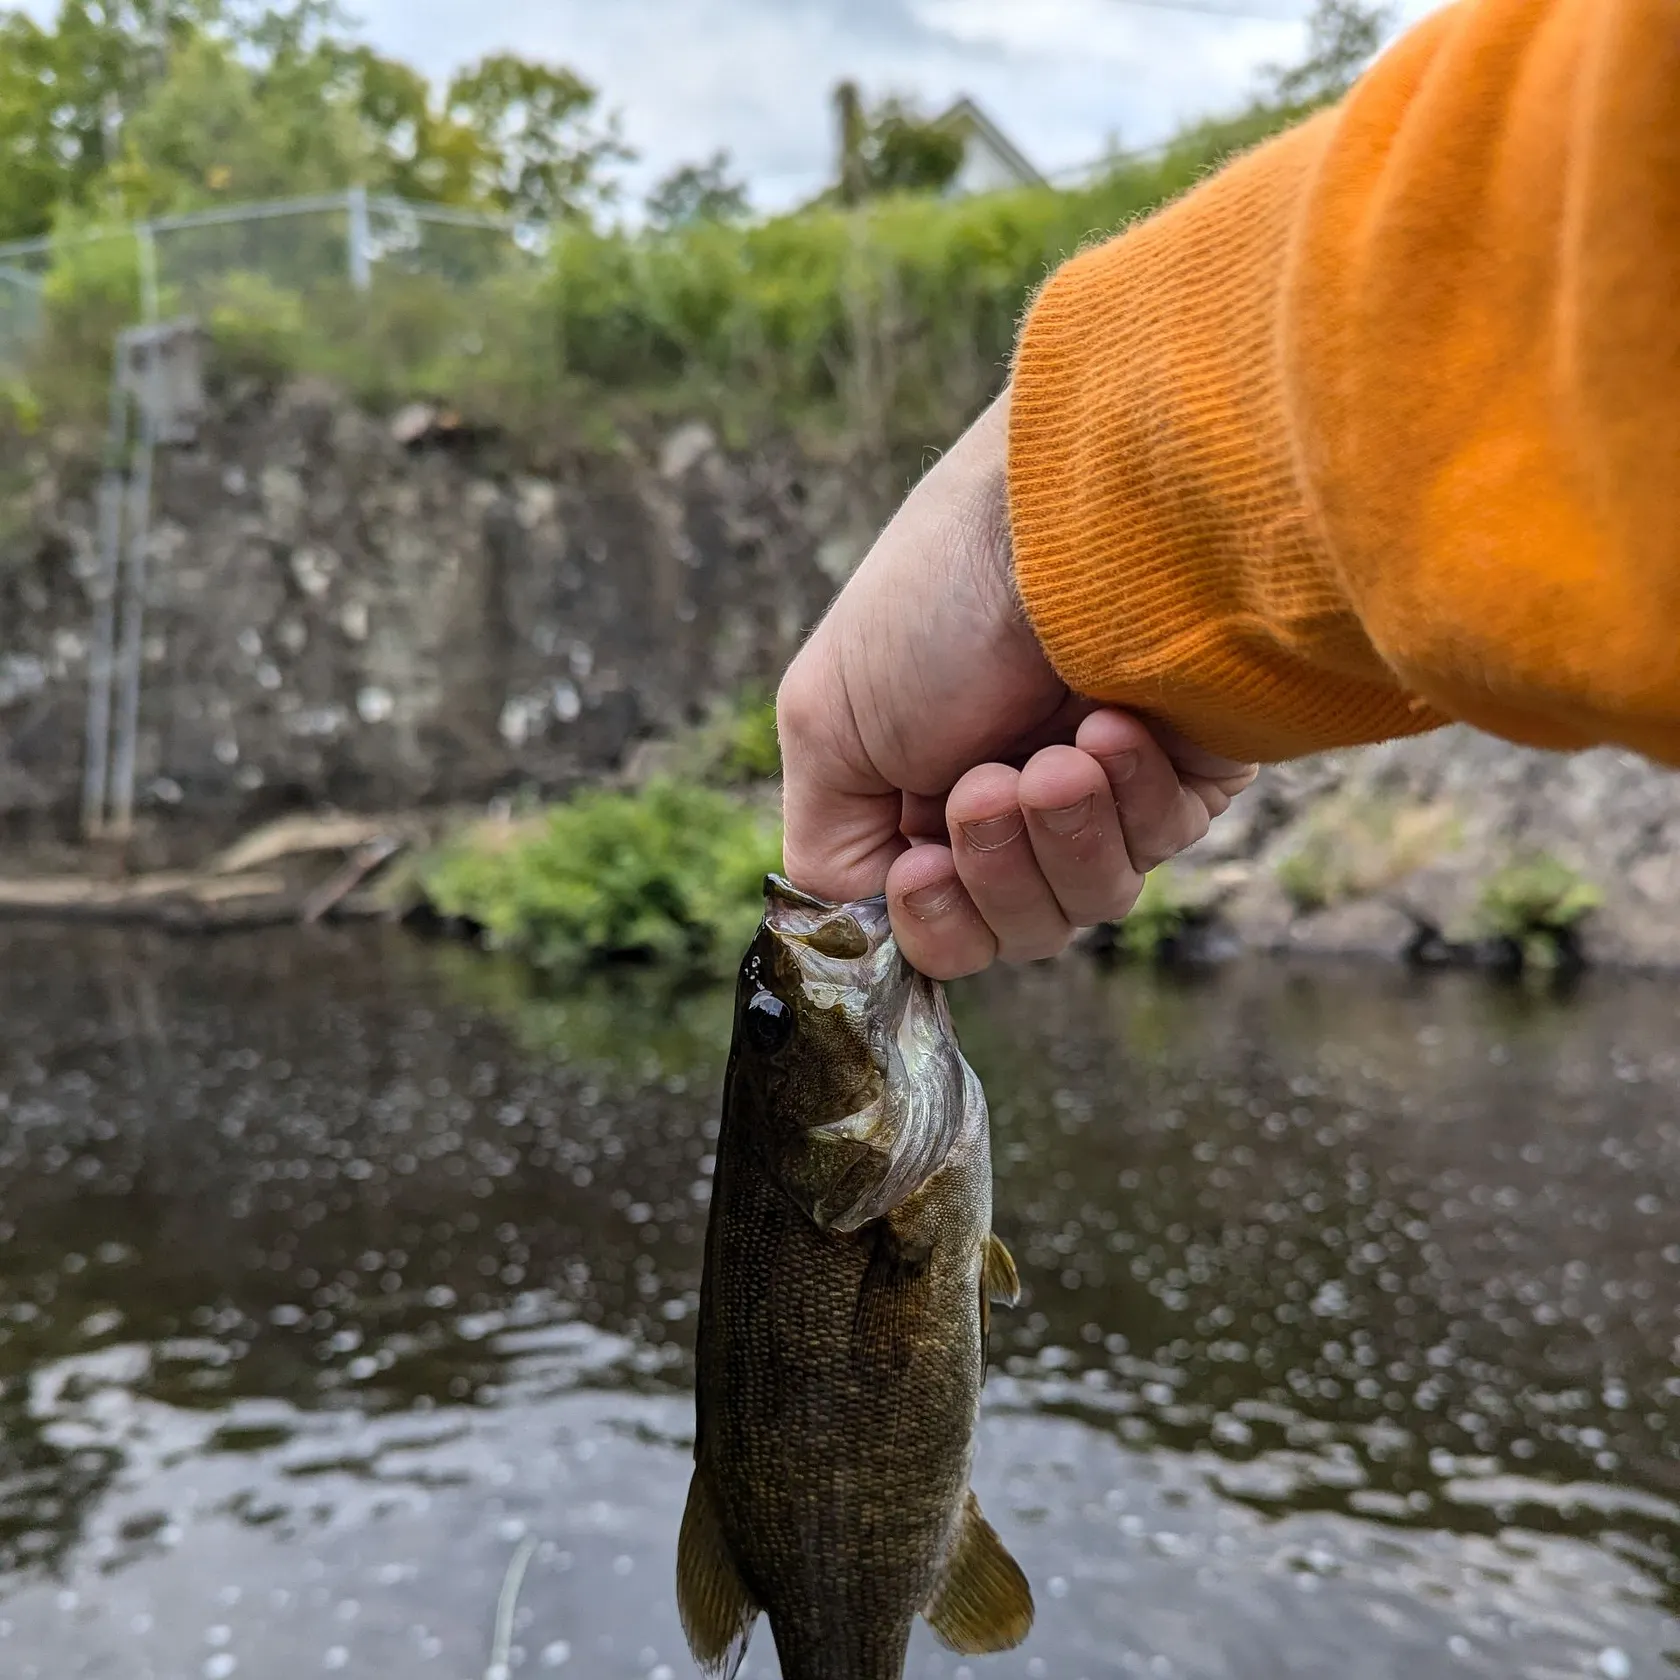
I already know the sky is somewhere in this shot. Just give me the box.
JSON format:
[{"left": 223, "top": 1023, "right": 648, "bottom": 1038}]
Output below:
[
  {"left": 329, "top": 0, "right": 1451, "bottom": 211},
  {"left": 14, "top": 0, "right": 1449, "bottom": 212}
]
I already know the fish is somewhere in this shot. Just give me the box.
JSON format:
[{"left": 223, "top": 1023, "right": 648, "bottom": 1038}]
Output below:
[{"left": 676, "top": 874, "right": 1032, "bottom": 1680}]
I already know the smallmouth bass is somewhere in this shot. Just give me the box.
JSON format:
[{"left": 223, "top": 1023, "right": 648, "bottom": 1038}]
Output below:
[{"left": 677, "top": 875, "right": 1032, "bottom": 1680}]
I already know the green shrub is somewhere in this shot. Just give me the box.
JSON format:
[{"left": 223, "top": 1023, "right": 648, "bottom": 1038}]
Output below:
[
  {"left": 715, "top": 689, "right": 780, "bottom": 783},
  {"left": 207, "top": 270, "right": 309, "bottom": 380},
  {"left": 418, "top": 779, "right": 783, "bottom": 977},
  {"left": 13, "top": 101, "right": 1312, "bottom": 452},
  {"left": 1118, "top": 867, "right": 1193, "bottom": 962},
  {"left": 22, "top": 227, "right": 144, "bottom": 424},
  {"left": 1476, "top": 855, "right": 1602, "bottom": 970}
]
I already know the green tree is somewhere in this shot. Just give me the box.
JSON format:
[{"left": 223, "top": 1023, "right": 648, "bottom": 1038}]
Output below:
[
  {"left": 0, "top": 0, "right": 219, "bottom": 239},
  {"left": 340, "top": 45, "right": 485, "bottom": 206},
  {"left": 107, "top": 30, "right": 374, "bottom": 212},
  {"left": 832, "top": 82, "right": 965, "bottom": 205},
  {"left": 1262, "top": 0, "right": 1395, "bottom": 108},
  {"left": 444, "top": 54, "right": 632, "bottom": 222},
  {"left": 0, "top": 0, "right": 631, "bottom": 239},
  {"left": 0, "top": 14, "right": 67, "bottom": 241},
  {"left": 645, "top": 149, "right": 750, "bottom": 230}
]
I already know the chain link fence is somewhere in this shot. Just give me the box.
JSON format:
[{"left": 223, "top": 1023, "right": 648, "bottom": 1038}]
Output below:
[{"left": 0, "top": 189, "right": 543, "bottom": 375}]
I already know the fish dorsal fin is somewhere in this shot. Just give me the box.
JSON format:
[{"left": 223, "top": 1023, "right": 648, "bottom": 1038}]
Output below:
[
  {"left": 983, "top": 1233, "right": 1020, "bottom": 1306},
  {"left": 924, "top": 1490, "right": 1035, "bottom": 1654},
  {"left": 676, "top": 1469, "right": 759, "bottom": 1679}
]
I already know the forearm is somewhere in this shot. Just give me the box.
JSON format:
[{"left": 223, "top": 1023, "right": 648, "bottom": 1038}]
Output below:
[{"left": 1008, "top": 0, "right": 1680, "bottom": 768}]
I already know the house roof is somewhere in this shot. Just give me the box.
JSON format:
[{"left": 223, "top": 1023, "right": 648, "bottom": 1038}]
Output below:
[{"left": 934, "top": 96, "right": 1047, "bottom": 189}]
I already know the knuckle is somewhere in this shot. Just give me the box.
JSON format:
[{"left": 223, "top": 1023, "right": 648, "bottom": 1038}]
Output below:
[
  {"left": 774, "top": 657, "right": 824, "bottom": 748},
  {"left": 1107, "top": 876, "right": 1145, "bottom": 922},
  {"left": 1128, "top": 836, "right": 1173, "bottom": 873},
  {"left": 999, "top": 927, "right": 1073, "bottom": 965}
]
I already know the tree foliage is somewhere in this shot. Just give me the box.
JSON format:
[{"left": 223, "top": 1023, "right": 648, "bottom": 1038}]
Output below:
[
  {"left": 444, "top": 53, "right": 632, "bottom": 223},
  {"left": 1261, "top": 0, "right": 1395, "bottom": 108},
  {"left": 645, "top": 150, "right": 750, "bottom": 231},
  {"left": 0, "top": 0, "right": 629, "bottom": 240},
  {"left": 833, "top": 82, "right": 966, "bottom": 205}
]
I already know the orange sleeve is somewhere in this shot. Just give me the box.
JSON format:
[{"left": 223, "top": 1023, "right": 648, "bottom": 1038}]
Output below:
[{"left": 1007, "top": 0, "right": 1680, "bottom": 768}]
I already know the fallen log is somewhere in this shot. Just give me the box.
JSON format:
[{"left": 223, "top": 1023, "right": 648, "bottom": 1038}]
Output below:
[
  {"left": 0, "top": 871, "right": 287, "bottom": 918},
  {"left": 301, "top": 836, "right": 404, "bottom": 924},
  {"left": 205, "top": 813, "right": 398, "bottom": 875}
]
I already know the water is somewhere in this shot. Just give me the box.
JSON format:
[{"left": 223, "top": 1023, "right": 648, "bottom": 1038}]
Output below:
[{"left": 0, "top": 923, "right": 1675, "bottom": 1679}]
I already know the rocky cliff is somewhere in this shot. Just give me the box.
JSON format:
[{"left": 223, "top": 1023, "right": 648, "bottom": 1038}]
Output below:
[
  {"left": 3, "top": 380, "right": 1678, "bottom": 963},
  {"left": 0, "top": 380, "right": 862, "bottom": 849}
]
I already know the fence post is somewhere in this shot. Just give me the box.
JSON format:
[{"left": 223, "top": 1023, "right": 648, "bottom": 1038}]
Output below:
[
  {"left": 136, "top": 224, "right": 159, "bottom": 325},
  {"left": 107, "top": 334, "right": 159, "bottom": 840},
  {"left": 81, "top": 336, "right": 132, "bottom": 838},
  {"left": 347, "top": 186, "right": 372, "bottom": 291}
]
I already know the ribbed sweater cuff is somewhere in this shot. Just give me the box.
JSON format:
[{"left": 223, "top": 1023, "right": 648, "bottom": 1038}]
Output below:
[{"left": 1006, "top": 116, "right": 1446, "bottom": 763}]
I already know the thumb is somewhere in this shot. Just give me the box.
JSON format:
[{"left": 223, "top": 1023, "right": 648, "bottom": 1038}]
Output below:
[{"left": 775, "top": 650, "right": 910, "bottom": 904}]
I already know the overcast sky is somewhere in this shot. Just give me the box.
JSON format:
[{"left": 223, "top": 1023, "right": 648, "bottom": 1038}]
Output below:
[
  {"left": 333, "top": 0, "right": 1450, "bottom": 211},
  {"left": 18, "top": 0, "right": 1448, "bottom": 211}
]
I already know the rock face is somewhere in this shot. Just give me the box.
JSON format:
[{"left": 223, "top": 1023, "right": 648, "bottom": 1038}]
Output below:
[
  {"left": 4, "top": 379, "right": 1679, "bottom": 963},
  {"left": 0, "top": 381, "right": 839, "bottom": 849},
  {"left": 1175, "top": 729, "right": 1680, "bottom": 969}
]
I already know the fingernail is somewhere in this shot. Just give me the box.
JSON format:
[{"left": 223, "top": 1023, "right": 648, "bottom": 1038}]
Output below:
[
  {"left": 959, "top": 812, "right": 1025, "bottom": 852},
  {"left": 1034, "top": 794, "right": 1095, "bottom": 837},
  {"left": 1098, "top": 750, "right": 1140, "bottom": 785},
  {"left": 903, "top": 881, "right": 963, "bottom": 919}
]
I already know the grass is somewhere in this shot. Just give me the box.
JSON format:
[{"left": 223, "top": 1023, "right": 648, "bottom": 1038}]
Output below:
[
  {"left": 1476, "top": 854, "right": 1602, "bottom": 971},
  {"left": 1275, "top": 796, "right": 1460, "bottom": 912},
  {"left": 415, "top": 778, "right": 782, "bottom": 979}
]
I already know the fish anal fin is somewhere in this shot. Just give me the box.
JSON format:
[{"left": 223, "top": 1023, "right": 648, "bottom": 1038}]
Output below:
[
  {"left": 676, "top": 1469, "right": 759, "bottom": 1679},
  {"left": 924, "top": 1490, "right": 1035, "bottom": 1655},
  {"left": 983, "top": 1232, "right": 1020, "bottom": 1306}
]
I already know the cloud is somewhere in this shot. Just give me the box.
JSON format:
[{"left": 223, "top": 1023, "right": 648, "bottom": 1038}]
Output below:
[
  {"left": 17, "top": 0, "right": 1451, "bottom": 212},
  {"left": 336, "top": 0, "right": 1332, "bottom": 209}
]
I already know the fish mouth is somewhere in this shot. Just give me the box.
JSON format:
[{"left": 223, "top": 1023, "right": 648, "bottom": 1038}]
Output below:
[{"left": 763, "top": 873, "right": 893, "bottom": 959}]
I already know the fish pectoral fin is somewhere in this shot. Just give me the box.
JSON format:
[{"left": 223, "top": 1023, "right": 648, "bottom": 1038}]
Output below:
[
  {"left": 983, "top": 1232, "right": 1021, "bottom": 1306},
  {"left": 924, "top": 1489, "right": 1035, "bottom": 1655},
  {"left": 676, "top": 1469, "right": 759, "bottom": 1679},
  {"left": 850, "top": 1215, "right": 934, "bottom": 1375}
]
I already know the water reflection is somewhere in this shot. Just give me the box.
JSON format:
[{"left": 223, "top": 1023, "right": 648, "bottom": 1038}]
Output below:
[{"left": 0, "top": 925, "right": 1673, "bottom": 1677}]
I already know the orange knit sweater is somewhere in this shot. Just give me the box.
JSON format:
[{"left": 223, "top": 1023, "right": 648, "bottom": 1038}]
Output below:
[{"left": 1008, "top": 0, "right": 1680, "bottom": 768}]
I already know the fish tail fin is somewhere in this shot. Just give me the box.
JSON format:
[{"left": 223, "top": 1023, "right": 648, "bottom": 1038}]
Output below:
[
  {"left": 923, "top": 1489, "right": 1035, "bottom": 1655},
  {"left": 676, "top": 1468, "right": 759, "bottom": 1679}
]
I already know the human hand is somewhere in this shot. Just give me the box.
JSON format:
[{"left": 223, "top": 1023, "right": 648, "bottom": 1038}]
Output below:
[{"left": 776, "top": 389, "right": 1257, "bottom": 980}]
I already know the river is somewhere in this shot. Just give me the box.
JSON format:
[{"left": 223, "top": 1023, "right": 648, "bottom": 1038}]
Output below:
[{"left": 0, "top": 923, "right": 1674, "bottom": 1679}]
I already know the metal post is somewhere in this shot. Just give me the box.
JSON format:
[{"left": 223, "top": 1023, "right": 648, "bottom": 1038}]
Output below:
[
  {"left": 346, "top": 186, "right": 372, "bottom": 291},
  {"left": 79, "top": 341, "right": 132, "bottom": 837},
  {"left": 107, "top": 335, "right": 159, "bottom": 840},
  {"left": 136, "top": 224, "right": 159, "bottom": 325}
]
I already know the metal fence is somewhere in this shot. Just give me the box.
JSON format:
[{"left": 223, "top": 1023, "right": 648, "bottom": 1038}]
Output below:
[
  {"left": 0, "top": 191, "right": 544, "bottom": 837},
  {"left": 0, "top": 189, "right": 544, "bottom": 372}
]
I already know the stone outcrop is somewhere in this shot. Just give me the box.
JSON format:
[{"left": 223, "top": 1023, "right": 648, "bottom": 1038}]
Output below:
[
  {"left": 4, "top": 379, "right": 1678, "bottom": 963},
  {"left": 0, "top": 382, "right": 851, "bottom": 854}
]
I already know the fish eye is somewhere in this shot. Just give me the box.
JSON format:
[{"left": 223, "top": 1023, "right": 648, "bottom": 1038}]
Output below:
[{"left": 744, "top": 989, "right": 793, "bottom": 1054}]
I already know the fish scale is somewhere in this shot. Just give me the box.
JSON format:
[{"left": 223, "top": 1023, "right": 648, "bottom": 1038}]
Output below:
[{"left": 677, "top": 876, "right": 1032, "bottom": 1680}]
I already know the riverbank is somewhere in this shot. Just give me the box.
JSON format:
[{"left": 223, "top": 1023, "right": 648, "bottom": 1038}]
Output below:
[
  {"left": 4, "top": 718, "right": 1678, "bottom": 972},
  {"left": 5, "top": 378, "right": 1676, "bottom": 970}
]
